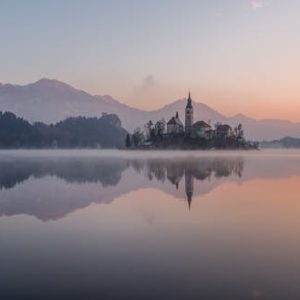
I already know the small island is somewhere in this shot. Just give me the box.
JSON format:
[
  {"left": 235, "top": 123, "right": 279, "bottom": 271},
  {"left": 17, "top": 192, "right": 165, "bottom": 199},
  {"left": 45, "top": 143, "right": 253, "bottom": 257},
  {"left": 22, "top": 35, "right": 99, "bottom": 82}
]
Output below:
[{"left": 126, "top": 92, "right": 258, "bottom": 150}]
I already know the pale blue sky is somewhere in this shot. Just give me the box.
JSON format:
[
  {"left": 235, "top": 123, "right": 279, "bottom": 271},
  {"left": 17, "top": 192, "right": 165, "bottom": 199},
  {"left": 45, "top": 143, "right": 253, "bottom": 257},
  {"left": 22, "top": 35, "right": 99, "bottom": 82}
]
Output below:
[{"left": 1, "top": 0, "right": 300, "bottom": 120}]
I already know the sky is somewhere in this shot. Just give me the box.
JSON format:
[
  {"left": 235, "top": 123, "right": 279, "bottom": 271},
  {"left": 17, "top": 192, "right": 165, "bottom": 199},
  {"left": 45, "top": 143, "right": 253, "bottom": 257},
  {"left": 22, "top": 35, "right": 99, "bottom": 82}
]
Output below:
[{"left": 1, "top": 0, "right": 300, "bottom": 121}]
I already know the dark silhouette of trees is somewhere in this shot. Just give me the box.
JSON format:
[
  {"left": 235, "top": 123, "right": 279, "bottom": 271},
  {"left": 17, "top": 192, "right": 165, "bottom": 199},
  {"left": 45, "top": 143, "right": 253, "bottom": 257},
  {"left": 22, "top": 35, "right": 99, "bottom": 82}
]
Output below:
[
  {"left": 129, "top": 118, "right": 257, "bottom": 150},
  {"left": 125, "top": 134, "right": 131, "bottom": 148},
  {"left": 0, "top": 111, "right": 128, "bottom": 149},
  {"left": 132, "top": 128, "right": 144, "bottom": 147}
]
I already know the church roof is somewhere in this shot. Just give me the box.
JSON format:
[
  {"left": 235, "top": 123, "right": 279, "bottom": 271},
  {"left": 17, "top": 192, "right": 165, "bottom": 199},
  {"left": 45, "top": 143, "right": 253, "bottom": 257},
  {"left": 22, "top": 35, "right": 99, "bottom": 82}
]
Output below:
[
  {"left": 167, "top": 116, "right": 184, "bottom": 126},
  {"left": 186, "top": 91, "right": 193, "bottom": 109},
  {"left": 192, "top": 121, "right": 211, "bottom": 129},
  {"left": 216, "top": 124, "right": 232, "bottom": 132}
]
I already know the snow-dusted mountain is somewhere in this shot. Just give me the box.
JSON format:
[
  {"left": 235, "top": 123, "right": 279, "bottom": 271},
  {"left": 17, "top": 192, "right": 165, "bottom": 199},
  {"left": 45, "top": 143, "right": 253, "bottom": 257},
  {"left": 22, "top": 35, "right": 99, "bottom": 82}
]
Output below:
[{"left": 0, "top": 78, "right": 299, "bottom": 140}]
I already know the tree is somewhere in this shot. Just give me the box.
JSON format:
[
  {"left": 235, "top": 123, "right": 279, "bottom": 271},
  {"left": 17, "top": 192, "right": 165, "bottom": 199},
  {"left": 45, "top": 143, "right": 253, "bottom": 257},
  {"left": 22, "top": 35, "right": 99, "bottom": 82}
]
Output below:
[
  {"left": 125, "top": 134, "right": 131, "bottom": 148},
  {"left": 132, "top": 128, "right": 144, "bottom": 147},
  {"left": 155, "top": 119, "right": 166, "bottom": 136},
  {"left": 237, "top": 123, "right": 244, "bottom": 139},
  {"left": 144, "top": 120, "right": 153, "bottom": 140},
  {"left": 214, "top": 122, "right": 221, "bottom": 130},
  {"left": 0, "top": 111, "right": 128, "bottom": 149},
  {"left": 233, "top": 126, "right": 238, "bottom": 137}
]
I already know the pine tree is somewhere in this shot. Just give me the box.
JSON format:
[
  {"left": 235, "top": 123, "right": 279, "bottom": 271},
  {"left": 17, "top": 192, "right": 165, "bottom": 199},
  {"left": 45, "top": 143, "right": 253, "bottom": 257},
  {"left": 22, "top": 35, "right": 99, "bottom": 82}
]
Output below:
[{"left": 125, "top": 133, "right": 131, "bottom": 148}]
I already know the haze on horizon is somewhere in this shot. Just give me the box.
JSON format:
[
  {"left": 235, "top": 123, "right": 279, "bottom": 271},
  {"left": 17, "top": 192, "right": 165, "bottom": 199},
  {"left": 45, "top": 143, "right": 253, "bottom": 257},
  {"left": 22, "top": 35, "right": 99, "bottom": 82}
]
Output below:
[{"left": 1, "top": 0, "right": 300, "bottom": 122}]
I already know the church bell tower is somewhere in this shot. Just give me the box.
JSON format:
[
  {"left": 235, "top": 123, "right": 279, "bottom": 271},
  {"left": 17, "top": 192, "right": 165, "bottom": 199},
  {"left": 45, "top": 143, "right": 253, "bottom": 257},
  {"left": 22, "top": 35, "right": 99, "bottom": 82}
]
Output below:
[{"left": 185, "top": 91, "right": 194, "bottom": 135}]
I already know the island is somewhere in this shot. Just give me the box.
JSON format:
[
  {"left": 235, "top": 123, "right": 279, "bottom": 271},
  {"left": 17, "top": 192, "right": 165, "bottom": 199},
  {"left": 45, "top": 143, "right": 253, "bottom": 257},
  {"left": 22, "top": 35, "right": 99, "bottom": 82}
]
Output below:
[{"left": 126, "top": 92, "right": 258, "bottom": 150}]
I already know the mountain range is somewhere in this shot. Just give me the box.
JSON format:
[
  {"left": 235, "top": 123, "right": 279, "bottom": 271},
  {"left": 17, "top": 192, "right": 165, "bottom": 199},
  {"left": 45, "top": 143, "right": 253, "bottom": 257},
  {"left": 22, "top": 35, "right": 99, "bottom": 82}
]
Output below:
[{"left": 0, "top": 78, "right": 299, "bottom": 141}]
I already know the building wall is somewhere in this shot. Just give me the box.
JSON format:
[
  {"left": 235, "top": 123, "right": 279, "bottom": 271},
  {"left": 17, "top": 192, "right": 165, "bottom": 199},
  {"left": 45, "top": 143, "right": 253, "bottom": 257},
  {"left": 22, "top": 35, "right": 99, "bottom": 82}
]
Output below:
[
  {"left": 185, "top": 107, "right": 194, "bottom": 135},
  {"left": 216, "top": 129, "right": 233, "bottom": 138},
  {"left": 167, "top": 124, "right": 184, "bottom": 134}
]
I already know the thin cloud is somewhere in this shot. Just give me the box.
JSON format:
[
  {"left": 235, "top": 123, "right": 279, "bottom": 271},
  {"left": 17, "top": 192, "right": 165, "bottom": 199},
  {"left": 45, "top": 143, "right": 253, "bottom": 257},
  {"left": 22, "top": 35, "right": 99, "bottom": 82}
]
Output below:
[
  {"left": 129, "top": 74, "right": 161, "bottom": 106},
  {"left": 250, "top": 0, "right": 265, "bottom": 10},
  {"left": 142, "top": 75, "right": 156, "bottom": 89}
]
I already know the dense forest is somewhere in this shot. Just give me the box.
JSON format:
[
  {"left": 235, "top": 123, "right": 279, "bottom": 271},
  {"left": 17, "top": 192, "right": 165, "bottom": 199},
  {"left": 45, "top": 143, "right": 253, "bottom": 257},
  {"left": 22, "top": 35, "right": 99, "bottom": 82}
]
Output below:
[{"left": 0, "top": 111, "right": 127, "bottom": 148}]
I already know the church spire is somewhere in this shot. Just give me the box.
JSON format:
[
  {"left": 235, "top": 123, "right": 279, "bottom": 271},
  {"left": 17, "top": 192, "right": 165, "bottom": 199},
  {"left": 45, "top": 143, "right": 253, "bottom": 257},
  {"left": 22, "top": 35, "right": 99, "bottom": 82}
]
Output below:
[
  {"left": 185, "top": 168, "right": 193, "bottom": 210},
  {"left": 185, "top": 91, "right": 194, "bottom": 135},
  {"left": 186, "top": 91, "right": 192, "bottom": 108}
]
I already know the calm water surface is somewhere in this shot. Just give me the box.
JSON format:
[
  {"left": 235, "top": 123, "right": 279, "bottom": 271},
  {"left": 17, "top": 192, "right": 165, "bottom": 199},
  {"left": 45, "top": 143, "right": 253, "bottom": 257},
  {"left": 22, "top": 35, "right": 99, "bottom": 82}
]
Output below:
[{"left": 0, "top": 150, "right": 300, "bottom": 299}]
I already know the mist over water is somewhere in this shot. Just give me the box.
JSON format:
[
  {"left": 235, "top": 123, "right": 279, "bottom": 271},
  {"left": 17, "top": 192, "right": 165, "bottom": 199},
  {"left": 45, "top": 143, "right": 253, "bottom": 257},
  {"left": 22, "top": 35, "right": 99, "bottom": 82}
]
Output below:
[{"left": 0, "top": 150, "right": 300, "bottom": 299}]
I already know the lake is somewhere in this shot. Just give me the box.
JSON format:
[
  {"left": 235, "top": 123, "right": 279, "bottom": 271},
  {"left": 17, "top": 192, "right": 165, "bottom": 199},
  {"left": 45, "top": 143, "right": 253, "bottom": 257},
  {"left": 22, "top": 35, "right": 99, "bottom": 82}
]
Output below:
[{"left": 0, "top": 150, "right": 300, "bottom": 299}]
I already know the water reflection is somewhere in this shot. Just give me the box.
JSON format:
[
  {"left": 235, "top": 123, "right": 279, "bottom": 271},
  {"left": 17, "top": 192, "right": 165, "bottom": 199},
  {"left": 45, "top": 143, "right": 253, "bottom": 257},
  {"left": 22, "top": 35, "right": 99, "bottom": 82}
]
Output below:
[
  {"left": 141, "top": 158, "right": 244, "bottom": 209},
  {"left": 0, "top": 158, "right": 128, "bottom": 189},
  {"left": 0, "top": 155, "right": 244, "bottom": 220},
  {"left": 1, "top": 151, "right": 300, "bottom": 299}
]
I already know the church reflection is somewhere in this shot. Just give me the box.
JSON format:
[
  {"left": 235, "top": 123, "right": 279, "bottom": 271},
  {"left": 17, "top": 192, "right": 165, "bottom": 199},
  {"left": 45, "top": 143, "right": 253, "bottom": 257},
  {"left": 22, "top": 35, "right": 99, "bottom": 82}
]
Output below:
[
  {"left": 0, "top": 155, "right": 245, "bottom": 220},
  {"left": 142, "top": 158, "right": 244, "bottom": 209},
  {"left": 185, "top": 168, "right": 193, "bottom": 209}
]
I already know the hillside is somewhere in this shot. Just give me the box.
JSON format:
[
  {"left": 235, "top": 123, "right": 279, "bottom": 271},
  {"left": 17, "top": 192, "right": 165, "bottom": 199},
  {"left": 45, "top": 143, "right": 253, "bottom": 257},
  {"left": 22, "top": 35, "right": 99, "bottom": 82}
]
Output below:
[
  {"left": 0, "top": 111, "right": 127, "bottom": 148},
  {"left": 1, "top": 79, "right": 300, "bottom": 140}
]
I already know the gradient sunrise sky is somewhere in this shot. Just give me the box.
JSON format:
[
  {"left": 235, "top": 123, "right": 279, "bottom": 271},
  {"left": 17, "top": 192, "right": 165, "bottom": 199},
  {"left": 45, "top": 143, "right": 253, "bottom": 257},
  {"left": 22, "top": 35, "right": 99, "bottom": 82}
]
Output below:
[{"left": 1, "top": 0, "right": 300, "bottom": 121}]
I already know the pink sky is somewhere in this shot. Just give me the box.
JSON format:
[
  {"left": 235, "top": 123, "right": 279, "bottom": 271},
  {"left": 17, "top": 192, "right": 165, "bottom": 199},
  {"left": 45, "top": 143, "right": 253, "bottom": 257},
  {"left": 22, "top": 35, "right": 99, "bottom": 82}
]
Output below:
[{"left": 1, "top": 0, "right": 300, "bottom": 122}]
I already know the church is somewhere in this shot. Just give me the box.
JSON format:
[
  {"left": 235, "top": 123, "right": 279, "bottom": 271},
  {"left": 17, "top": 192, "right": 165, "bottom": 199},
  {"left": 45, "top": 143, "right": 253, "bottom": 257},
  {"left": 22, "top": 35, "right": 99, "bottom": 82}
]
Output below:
[
  {"left": 131, "top": 91, "right": 252, "bottom": 150},
  {"left": 131, "top": 92, "right": 253, "bottom": 149},
  {"left": 167, "top": 92, "right": 214, "bottom": 139}
]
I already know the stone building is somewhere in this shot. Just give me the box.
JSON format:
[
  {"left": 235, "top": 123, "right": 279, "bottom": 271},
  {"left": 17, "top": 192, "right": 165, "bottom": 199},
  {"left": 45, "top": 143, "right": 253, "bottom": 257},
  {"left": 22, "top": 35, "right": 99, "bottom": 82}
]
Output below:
[
  {"left": 216, "top": 124, "right": 233, "bottom": 138},
  {"left": 167, "top": 112, "right": 184, "bottom": 135},
  {"left": 191, "top": 121, "right": 212, "bottom": 139}
]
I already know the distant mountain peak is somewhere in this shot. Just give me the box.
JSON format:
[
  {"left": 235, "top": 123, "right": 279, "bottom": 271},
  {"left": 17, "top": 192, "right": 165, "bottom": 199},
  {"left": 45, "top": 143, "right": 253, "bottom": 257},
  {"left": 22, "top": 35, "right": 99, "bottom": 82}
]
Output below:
[
  {"left": 36, "top": 78, "right": 63, "bottom": 84},
  {"left": 98, "top": 94, "right": 118, "bottom": 102},
  {"left": 33, "top": 78, "right": 73, "bottom": 89},
  {"left": 232, "top": 113, "right": 254, "bottom": 120},
  {"left": 233, "top": 113, "right": 246, "bottom": 118}
]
